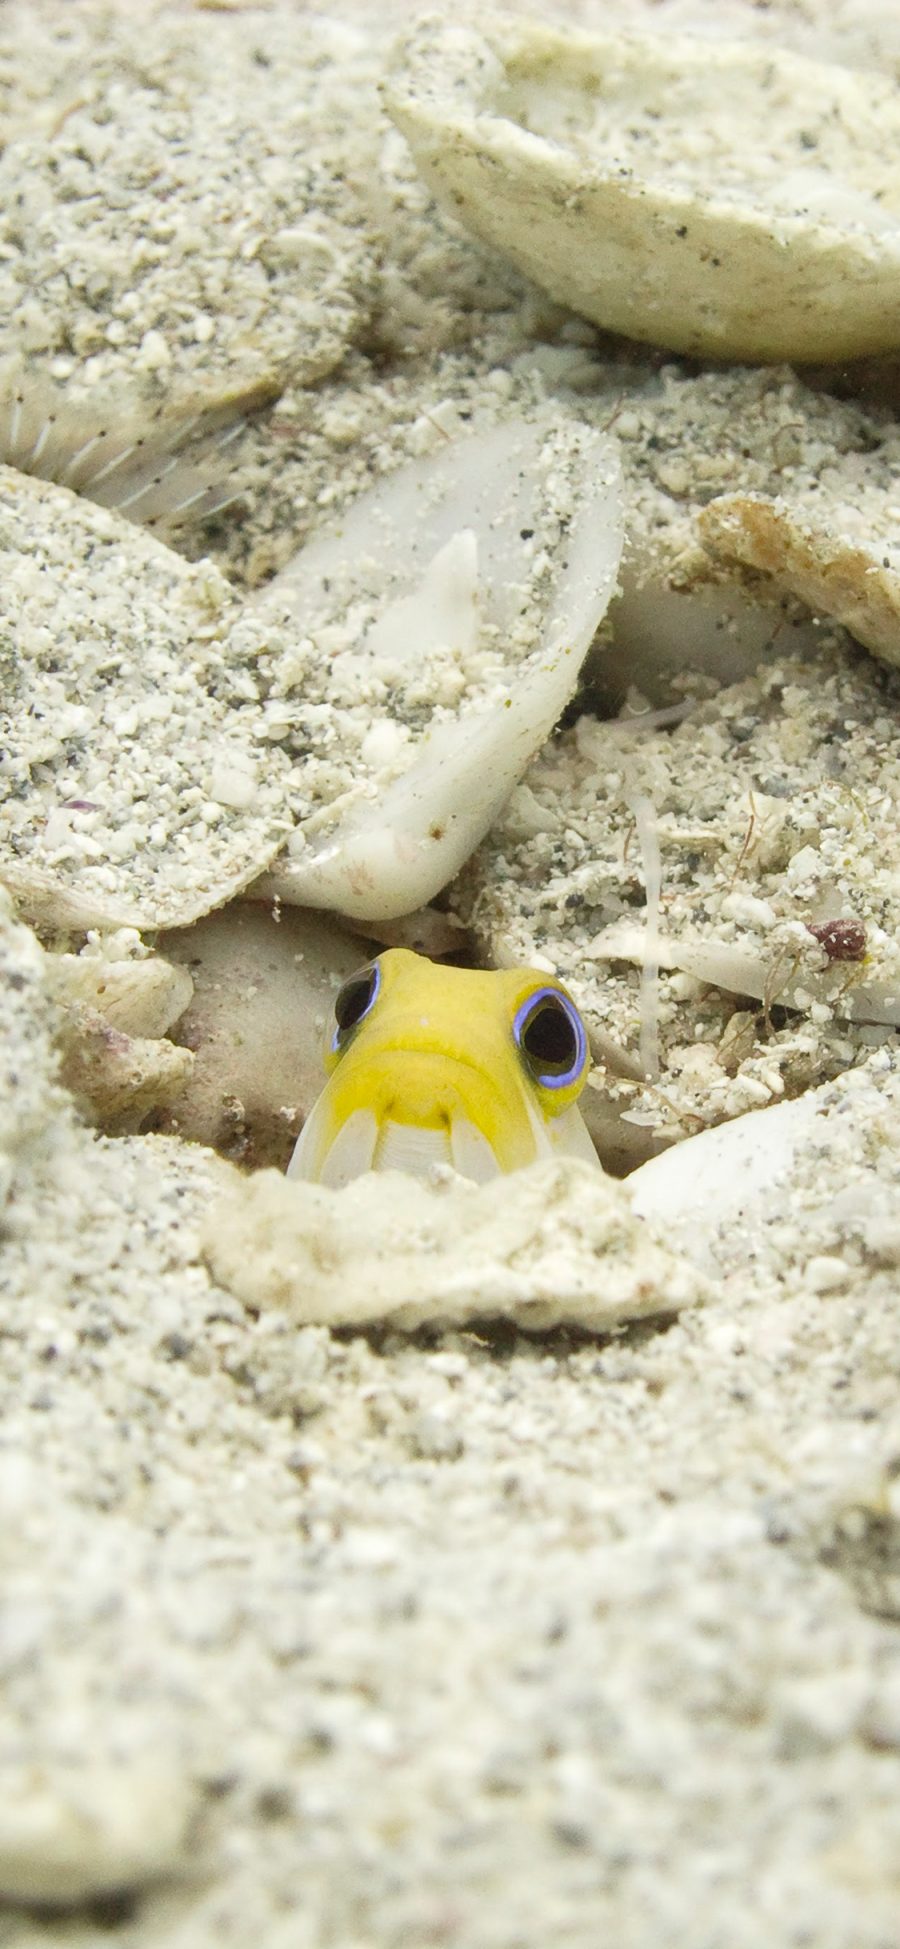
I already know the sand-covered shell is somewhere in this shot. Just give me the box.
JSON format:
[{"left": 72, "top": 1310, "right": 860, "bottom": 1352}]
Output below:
[
  {"left": 0, "top": 470, "right": 288, "bottom": 932},
  {"left": 630, "top": 1055, "right": 900, "bottom": 1282},
  {"left": 386, "top": 18, "right": 900, "bottom": 362},
  {"left": 43, "top": 933, "right": 195, "bottom": 1133},
  {"left": 577, "top": 366, "right": 894, "bottom": 708},
  {"left": 158, "top": 903, "right": 370, "bottom": 1170},
  {"left": 0, "top": 10, "right": 375, "bottom": 411},
  {"left": 0, "top": 412, "right": 621, "bottom": 933}
]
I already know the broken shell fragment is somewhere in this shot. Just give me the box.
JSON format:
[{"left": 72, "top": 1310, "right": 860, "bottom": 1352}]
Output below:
[
  {"left": 586, "top": 922, "right": 900, "bottom": 1030},
  {"left": 252, "top": 411, "right": 623, "bottom": 920},
  {"left": 44, "top": 936, "right": 193, "bottom": 1041},
  {"left": 44, "top": 935, "right": 196, "bottom": 1133},
  {"left": 0, "top": 470, "right": 290, "bottom": 932},
  {"left": 55, "top": 1006, "right": 194, "bottom": 1136},
  {"left": 698, "top": 491, "right": 900, "bottom": 670},
  {"left": 201, "top": 1155, "right": 707, "bottom": 1335},
  {"left": 386, "top": 19, "right": 900, "bottom": 362}
]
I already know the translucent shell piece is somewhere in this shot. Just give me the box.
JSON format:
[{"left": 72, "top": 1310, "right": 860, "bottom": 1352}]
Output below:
[{"left": 254, "top": 411, "right": 623, "bottom": 921}]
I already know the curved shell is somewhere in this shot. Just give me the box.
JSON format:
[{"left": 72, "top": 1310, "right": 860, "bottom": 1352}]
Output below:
[
  {"left": 252, "top": 411, "right": 623, "bottom": 920},
  {"left": 0, "top": 414, "right": 621, "bottom": 934},
  {"left": 158, "top": 902, "right": 370, "bottom": 1170},
  {"left": 386, "top": 19, "right": 900, "bottom": 363},
  {"left": 629, "top": 1056, "right": 900, "bottom": 1280}
]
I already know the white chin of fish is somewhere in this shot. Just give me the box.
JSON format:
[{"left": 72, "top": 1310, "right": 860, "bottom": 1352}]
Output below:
[
  {"left": 288, "top": 1101, "right": 599, "bottom": 1187},
  {"left": 289, "top": 1108, "right": 502, "bottom": 1187}
]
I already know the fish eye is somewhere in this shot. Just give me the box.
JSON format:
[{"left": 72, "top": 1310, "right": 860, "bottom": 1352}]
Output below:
[
  {"left": 331, "top": 961, "right": 381, "bottom": 1052},
  {"left": 513, "top": 985, "right": 587, "bottom": 1090}
]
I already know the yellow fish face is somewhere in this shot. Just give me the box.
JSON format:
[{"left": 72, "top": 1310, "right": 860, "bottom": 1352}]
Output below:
[{"left": 287, "top": 947, "right": 598, "bottom": 1187}]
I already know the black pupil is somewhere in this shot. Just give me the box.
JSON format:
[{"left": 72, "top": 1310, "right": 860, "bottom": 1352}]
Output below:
[
  {"left": 521, "top": 998, "right": 576, "bottom": 1074},
  {"left": 335, "top": 968, "right": 377, "bottom": 1035}
]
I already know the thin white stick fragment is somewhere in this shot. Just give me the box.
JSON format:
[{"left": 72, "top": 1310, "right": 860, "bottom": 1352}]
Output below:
[
  {"left": 27, "top": 420, "right": 53, "bottom": 465},
  {"left": 60, "top": 433, "right": 106, "bottom": 481},
  {"left": 608, "top": 701, "right": 694, "bottom": 735},
  {"left": 629, "top": 793, "right": 661, "bottom": 1082}
]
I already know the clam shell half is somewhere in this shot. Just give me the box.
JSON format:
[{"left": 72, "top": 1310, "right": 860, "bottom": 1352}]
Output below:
[{"left": 387, "top": 19, "right": 900, "bottom": 363}]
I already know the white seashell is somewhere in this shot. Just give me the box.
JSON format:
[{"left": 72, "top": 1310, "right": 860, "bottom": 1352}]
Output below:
[
  {"left": 252, "top": 411, "right": 623, "bottom": 921},
  {"left": 629, "top": 1092, "right": 813, "bottom": 1264},
  {"left": 0, "top": 415, "right": 620, "bottom": 935},
  {"left": 386, "top": 19, "right": 900, "bottom": 363},
  {"left": 605, "top": 534, "right": 828, "bottom": 705},
  {"left": 629, "top": 1057, "right": 900, "bottom": 1276}
]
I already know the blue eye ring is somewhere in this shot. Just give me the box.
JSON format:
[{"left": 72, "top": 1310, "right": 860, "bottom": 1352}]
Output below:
[
  {"left": 513, "top": 985, "right": 587, "bottom": 1090},
  {"left": 330, "top": 960, "right": 381, "bottom": 1053}
]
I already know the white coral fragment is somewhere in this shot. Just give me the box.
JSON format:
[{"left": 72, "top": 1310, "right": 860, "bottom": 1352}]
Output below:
[
  {"left": 201, "top": 1155, "right": 707, "bottom": 1334},
  {"left": 387, "top": 19, "right": 900, "bottom": 362}
]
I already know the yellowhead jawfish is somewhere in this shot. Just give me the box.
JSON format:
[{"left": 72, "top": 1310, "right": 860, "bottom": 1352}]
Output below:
[{"left": 288, "top": 948, "right": 598, "bottom": 1186}]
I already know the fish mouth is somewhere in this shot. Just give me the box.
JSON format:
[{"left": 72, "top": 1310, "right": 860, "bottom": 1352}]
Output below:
[
  {"left": 291, "top": 1105, "right": 504, "bottom": 1187},
  {"left": 374, "top": 1114, "right": 501, "bottom": 1183}
]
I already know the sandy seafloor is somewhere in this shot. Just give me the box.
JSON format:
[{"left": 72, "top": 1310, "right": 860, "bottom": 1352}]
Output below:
[{"left": 3, "top": 1, "right": 900, "bottom": 1945}]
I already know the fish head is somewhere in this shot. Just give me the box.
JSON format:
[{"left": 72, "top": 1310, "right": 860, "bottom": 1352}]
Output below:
[{"left": 288, "top": 947, "right": 595, "bottom": 1186}]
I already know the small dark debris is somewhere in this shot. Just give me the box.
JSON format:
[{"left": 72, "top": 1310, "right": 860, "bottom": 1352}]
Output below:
[
  {"left": 160, "top": 1331, "right": 194, "bottom": 1361},
  {"left": 806, "top": 917, "right": 866, "bottom": 962}
]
